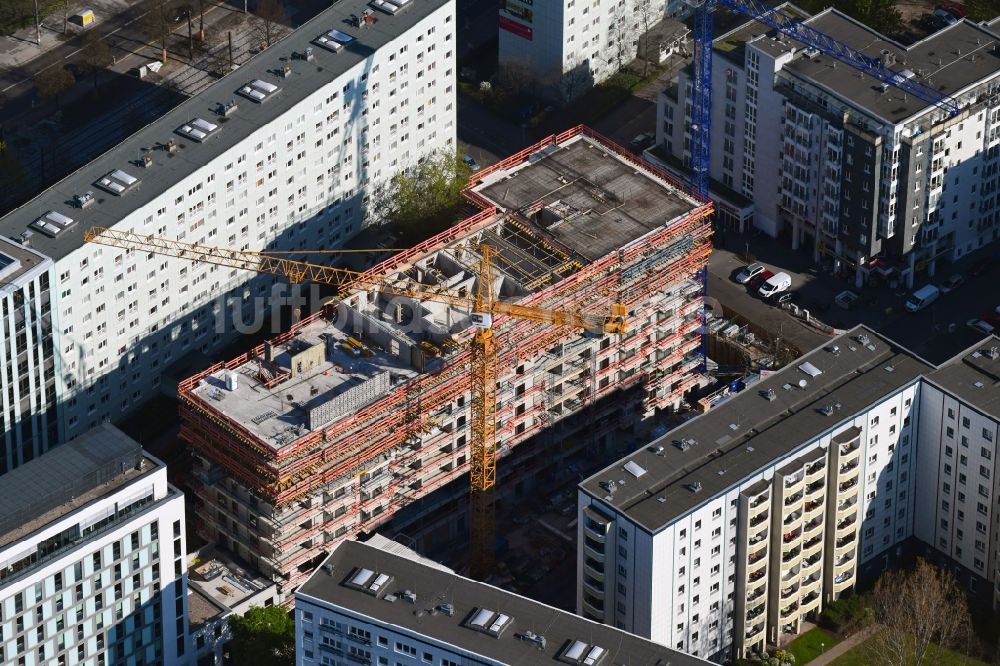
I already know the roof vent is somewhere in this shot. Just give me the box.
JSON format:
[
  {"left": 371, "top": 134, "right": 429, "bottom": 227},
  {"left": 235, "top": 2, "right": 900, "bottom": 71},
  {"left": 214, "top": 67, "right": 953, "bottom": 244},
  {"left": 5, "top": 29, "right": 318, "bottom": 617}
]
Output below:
[
  {"left": 399, "top": 589, "right": 416, "bottom": 604},
  {"left": 520, "top": 630, "right": 547, "bottom": 649},
  {"left": 857, "top": 333, "right": 871, "bottom": 346},
  {"left": 648, "top": 444, "right": 665, "bottom": 455},
  {"left": 675, "top": 437, "right": 697, "bottom": 451},
  {"left": 764, "top": 388, "right": 777, "bottom": 401},
  {"left": 688, "top": 481, "right": 703, "bottom": 493},
  {"left": 828, "top": 345, "right": 841, "bottom": 356},
  {"left": 321, "top": 562, "right": 334, "bottom": 576},
  {"left": 974, "top": 381, "right": 985, "bottom": 388},
  {"left": 435, "top": 603, "right": 455, "bottom": 616},
  {"left": 884, "top": 365, "right": 895, "bottom": 373},
  {"left": 987, "top": 346, "right": 999, "bottom": 360},
  {"left": 73, "top": 191, "right": 95, "bottom": 208}
]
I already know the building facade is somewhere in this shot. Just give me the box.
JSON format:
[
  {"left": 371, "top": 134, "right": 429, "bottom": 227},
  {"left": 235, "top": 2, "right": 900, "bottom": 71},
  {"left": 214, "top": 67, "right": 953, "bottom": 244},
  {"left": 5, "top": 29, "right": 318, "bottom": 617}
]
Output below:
[
  {"left": 0, "top": 0, "right": 457, "bottom": 449},
  {"left": 294, "top": 538, "right": 710, "bottom": 666},
  {"left": 658, "top": 8, "right": 1000, "bottom": 287},
  {"left": 498, "top": 0, "right": 689, "bottom": 101},
  {"left": 0, "top": 423, "right": 188, "bottom": 666},
  {"left": 0, "top": 237, "right": 59, "bottom": 473}
]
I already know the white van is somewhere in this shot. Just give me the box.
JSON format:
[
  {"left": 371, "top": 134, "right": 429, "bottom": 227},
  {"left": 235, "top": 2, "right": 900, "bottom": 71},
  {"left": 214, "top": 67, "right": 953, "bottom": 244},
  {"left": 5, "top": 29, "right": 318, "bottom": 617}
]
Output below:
[
  {"left": 758, "top": 272, "right": 791, "bottom": 298},
  {"left": 905, "top": 284, "right": 940, "bottom": 312}
]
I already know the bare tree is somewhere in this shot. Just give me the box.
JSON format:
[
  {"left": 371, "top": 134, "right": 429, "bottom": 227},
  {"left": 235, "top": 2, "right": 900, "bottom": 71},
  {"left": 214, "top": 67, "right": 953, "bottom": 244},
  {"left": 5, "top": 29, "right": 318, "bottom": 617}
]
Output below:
[
  {"left": 558, "top": 56, "right": 593, "bottom": 104},
  {"left": 496, "top": 58, "right": 536, "bottom": 98},
  {"left": 250, "top": 0, "right": 290, "bottom": 50},
  {"left": 34, "top": 66, "right": 75, "bottom": 109},
  {"left": 195, "top": 0, "right": 211, "bottom": 42},
  {"left": 632, "top": 0, "right": 659, "bottom": 77},
  {"left": 865, "top": 559, "right": 974, "bottom": 666},
  {"left": 604, "top": 5, "right": 631, "bottom": 75},
  {"left": 78, "top": 31, "right": 113, "bottom": 89},
  {"left": 142, "top": 5, "right": 176, "bottom": 64}
]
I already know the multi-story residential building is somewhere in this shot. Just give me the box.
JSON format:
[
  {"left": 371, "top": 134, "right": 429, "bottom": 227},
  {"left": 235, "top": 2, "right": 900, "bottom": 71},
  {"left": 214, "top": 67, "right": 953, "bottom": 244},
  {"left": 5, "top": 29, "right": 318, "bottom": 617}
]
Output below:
[
  {"left": 498, "top": 0, "right": 689, "bottom": 101},
  {"left": 0, "top": 423, "right": 188, "bottom": 666},
  {"left": 174, "top": 127, "right": 712, "bottom": 595},
  {"left": 294, "top": 536, "right": 711, "bottom": 666},
  {"left": 0, "top": 0, "right": 457, "bottom": 445},
  {"left": 577, "top": 326, "right": 1000, "bottom": 663},
  {"left": 0, "top": 236, "right": 58, "bottom": 473},
  {"left": 657, "top": 8, "right": 1000, "bottom": 287}
]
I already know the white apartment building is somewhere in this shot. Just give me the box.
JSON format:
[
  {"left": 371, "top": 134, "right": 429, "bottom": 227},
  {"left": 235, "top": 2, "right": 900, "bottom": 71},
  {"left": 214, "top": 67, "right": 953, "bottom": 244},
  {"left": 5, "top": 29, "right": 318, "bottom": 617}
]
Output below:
[
  {"left": 498, "top": 0, "right": 689, "bottom": 100},
  {"left": 658, "top": 8, "right": 1000, "bottom": 287},
  {"left": 294, "top": 537, "right": 711, "bottom": 666},
  {"left": 0, "top": 423, "right": 188, "bottom": 666},
  {"left": 0, "top": 0, "right": 456, "bottom": 455},
  {"left": 0, "top": 236, "right": 58, "bottom": 472}
]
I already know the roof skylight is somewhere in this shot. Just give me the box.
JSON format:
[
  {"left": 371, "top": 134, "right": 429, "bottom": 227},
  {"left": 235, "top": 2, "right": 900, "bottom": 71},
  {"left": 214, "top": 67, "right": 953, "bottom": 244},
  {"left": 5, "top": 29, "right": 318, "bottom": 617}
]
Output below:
[
  {"left": 237, "top": 79, "right": 280, "bottom": 103},
  {"left": 95, "top": 169, "right": 141, "bottom": 196},
  {"left": 314, "top": 29, "right": 355, "bottom": 53},
  {"left": 558, "top": 640, "right": 608, "bottom": 666},
  {"left": 176, "top": 117, "right": 221, "bottom": 142},
  {"left": 30, "top": 211, "right": 76, "bottom": 237},
  {"left": 343, "top": 567, "right": 393, "bottom": 597},
  {"left": 462, "top": 607, "right": 512, "bottom": 638}
]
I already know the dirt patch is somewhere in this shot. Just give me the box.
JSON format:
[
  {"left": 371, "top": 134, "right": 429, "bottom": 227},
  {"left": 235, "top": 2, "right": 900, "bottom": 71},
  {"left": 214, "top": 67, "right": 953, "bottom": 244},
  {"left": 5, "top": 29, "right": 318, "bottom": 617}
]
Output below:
[{"left": 897, "top": 0, "right": 938, "bottom": 27}]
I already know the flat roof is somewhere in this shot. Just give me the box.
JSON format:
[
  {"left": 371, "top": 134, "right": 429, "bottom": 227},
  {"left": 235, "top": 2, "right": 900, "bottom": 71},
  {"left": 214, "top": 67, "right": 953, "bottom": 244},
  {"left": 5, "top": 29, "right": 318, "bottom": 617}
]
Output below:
[
  {"left": 925, "top": 337, "right": 1000, "bottom": 421},
  {"left": 472, "top": 135, "right": 702, "bottom": 261},
  {"left": 0, "top": 0, "right": 451, "bottom": 263},
  {"left": 298, "top": 539, "right": 711, "bottom": 665},
  {"left": 580, "top": 326, "right": 935, "bottom": 532},
  {"left": 0, "top": 235, "right": 50, "bottom": 288},
  {"left": 0, "top": 424, "right": 158, "bottom": 549},
  {"left": 188, "top": 586, "right": 229, "bottom": 628},
  {"left": 758, "top": 9, "right": 1000, "bottom": 123}
]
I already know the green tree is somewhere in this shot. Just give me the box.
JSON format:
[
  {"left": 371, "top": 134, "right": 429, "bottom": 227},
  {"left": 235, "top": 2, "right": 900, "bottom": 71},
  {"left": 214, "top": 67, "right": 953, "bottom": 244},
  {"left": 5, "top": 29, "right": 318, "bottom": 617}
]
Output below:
[
  {"left": 78, "top": 32, "right": 113, "bottom": 90},
  {"left": 34, "top": 66, "right": 75, "bottom": 108},
  {"left": 373, "top": 149, "right": 473, "bottom": 244},
  {"left": 228, "top": 606, "right": 295, "bottom": 666},
  {"left": 967, "top": 0, "right": 1000, "bottom": 21}
]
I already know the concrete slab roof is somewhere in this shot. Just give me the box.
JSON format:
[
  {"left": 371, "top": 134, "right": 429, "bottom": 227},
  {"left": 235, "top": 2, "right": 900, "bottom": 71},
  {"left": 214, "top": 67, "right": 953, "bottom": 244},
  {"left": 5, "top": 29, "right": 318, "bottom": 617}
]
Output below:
[
  {"left": 0, "top": 0, "right": 450, "bottom": 263},
  {"left": 298, "top": 539, "right": 712, "bottom": 666},
  {"left": 0, "top": 235, "right": 51, "bottom": 288},
  {"left": 472, "top": 135, "right": 702, "bottom": 262},
  {"left": 0, "top": 424, "right": 157, "bottom": 549},
  {"left": 757, "top": 9, "right": 1000, "bottom": 124},
  {"left": 925, "top": 336, "right": 1000, "bottom": 421},
  {"left": 580, "top": 326, "right": 935, "bottom": 533}
]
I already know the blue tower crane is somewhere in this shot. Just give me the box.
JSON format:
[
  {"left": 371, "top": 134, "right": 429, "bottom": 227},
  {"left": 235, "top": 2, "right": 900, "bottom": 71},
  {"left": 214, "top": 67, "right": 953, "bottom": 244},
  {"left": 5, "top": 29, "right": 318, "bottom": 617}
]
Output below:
[{"left": 687, "top": 0, "right": 962, "bottom": 198}]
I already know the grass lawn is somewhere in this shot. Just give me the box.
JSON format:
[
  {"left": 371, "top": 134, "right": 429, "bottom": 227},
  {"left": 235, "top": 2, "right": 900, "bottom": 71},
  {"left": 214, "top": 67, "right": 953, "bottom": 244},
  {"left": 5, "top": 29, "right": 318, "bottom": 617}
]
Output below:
[
  {"left": 786, "top": 627, "right": 840, "bottom": 664},
  {"left": 830, "top": 639, "right": 990, "bottom": 665}
]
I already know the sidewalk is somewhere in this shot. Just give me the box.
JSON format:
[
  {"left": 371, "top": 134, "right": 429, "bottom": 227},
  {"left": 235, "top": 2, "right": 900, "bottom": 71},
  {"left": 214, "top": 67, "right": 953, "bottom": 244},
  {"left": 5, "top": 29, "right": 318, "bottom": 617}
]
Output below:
[{"left": 808, "top": 626, "right": 874, "bottom": 666}]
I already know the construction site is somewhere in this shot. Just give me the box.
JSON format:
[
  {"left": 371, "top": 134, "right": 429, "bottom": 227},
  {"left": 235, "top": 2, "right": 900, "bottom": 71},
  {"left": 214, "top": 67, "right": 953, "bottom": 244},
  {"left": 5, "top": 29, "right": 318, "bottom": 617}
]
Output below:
[{"left": 170, "top": 127, "right": 713, "bottom": 595}]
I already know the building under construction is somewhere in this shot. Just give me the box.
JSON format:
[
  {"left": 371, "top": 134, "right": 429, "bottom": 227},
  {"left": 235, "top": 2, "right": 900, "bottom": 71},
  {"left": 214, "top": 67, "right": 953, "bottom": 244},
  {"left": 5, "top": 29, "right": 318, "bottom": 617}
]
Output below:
[{"left": 178, "top": 127, "right": 713, "bottom": 594}]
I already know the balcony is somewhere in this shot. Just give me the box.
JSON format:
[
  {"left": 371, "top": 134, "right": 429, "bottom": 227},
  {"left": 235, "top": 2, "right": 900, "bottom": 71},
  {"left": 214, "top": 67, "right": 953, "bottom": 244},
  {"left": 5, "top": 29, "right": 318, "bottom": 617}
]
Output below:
[
  {"left": 782, "top": 528, "right": 802, "bottom": 544},
  {"left": 785, "top": 472, "right": 804, "bottom": 489},
  {"left": 803, "top": 517, "right": 823, "bottom": 535},
  {"left": 835, "top": 554, "right": 853, "bottom": 568},
  {"left": 780, "top": 583, "right": 799, "bottom": 599},
  {"left": 750, "top": 513, "right": 769, "bottom": 528},
  {"left": 784, "top": 491, "right": 804, "bottom": 506},
  {"left": 806, "top": 460, "right": 826, "bottom": 478},
  {"left": 749, "top": 532, "right": 768, "bottom": 547},
  {"left": 834, "top": 570, "right": 855, "bottom": 585},
  {"left": 839, "top": 459, "right": 859, "bottom": 474},
  {"left": 749, "top": 569, "right": 766, "bottom": 583},
  {"left": 750, "top": 493, "right": 769, "bottom": 509},
  {"left": 800, "top": 590, "right": 821, "bottom": 606},
  {"left": 747, "top": 605, "right": 766, "bottom": 621},
  {"left": 748, "top": 550, "right": 767, "bottom": 565},
  {"left": 747, "top": 585, "right": 766, "bottom": 603},
  {"left": 838, "top": 478, "right": 858, "bottom": 492},
  {"left": 837, "top": 515, "right": 857, "bottom": 531},
  {"left": 805, "top": 480, "right": 824, "bottom": 497},
  {"left": 780, "top": 603, "right": 799, "bottom": 618},
  {"left": 840, "top": 442, "right": 860, "bottom": 458},
  {"left": 782, "top": 548, "right": 801, "bottom": 563},
  {"left": 837, "top": 497, "right": 857, "bottom": 512},
  {"left": 746, "top": 623, "right": 765, "bottom": 639},
  {"left": 784, "top": 510, "right": 802, "bottom": 526}
]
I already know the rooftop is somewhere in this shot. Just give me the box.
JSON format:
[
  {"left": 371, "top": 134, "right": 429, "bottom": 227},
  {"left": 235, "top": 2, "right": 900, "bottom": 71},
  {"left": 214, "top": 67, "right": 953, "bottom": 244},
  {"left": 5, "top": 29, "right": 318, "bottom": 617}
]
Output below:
[
  {"left": 298, "top": 539, "right": 711, "bottom": 665},
  {"left": 0, "top": 235, "right": 50, "bottom": 289},
  {"left": 0, "top": 424, "right": 157, "bottom": 549},
  {"left": 580, "top": 326, "right": 935, "bottom": 532},
  {"left": 188, "top": 586, "right": 230, "bottom": 628},
  {"left": 192, "top": 132, "right": 704, "bottom": 449},
  {"left": 472, "top": 135, "right": 701, "bottom": 261},
  {"left": 189, "top": 544, "right": 276, "bottom": 611},
  {"left": 712, "top": 2, "right": 810, "bottom": 65},
  {"left": 758, "top": 8, "right": 1000, "bottom": 124},
  {"left": 925, "top": 337, "right": 1000, "bottom": 421},
  {"left": 0, "top": 0, "right": 451, "bottom": 263}
]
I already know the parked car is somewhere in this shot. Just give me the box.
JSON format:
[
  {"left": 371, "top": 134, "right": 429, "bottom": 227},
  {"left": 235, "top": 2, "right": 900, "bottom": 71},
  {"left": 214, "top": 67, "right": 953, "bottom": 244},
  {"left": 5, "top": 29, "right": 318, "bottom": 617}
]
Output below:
[
  {"left": 941, "top": 274, "right": 964, "bottom": 292},
  {"left": 735, "top": 262, "right": 766, "bottom": 284},
  {"left": 750, "top": 270, "right": 774, "bottom": 291},
  {"left": 933, "top": 8, "right": 959, "bottom": 24},
  {"left": 905, "top": 284, "right": 941, "bottom": 312},
  {"left": 770, "top": 291, "right": 795, "bottom": 306},
  {"left": 630, "top": 132, "right": 654, "bottom": 151},
  {"left": 937, "top": 1, "right": 968, "bottom": 18},
  {"left": 967, "top": 318, "right": 995, "bottom": 335},
  {"left": 920, "top": 13, "right": 948, "bottom": 31},
  {"left": 758, "top": 272, "right": 791, "bottom": 298},
  {"left": 462, "top": 154, "right": 481, "bottom": 171}
]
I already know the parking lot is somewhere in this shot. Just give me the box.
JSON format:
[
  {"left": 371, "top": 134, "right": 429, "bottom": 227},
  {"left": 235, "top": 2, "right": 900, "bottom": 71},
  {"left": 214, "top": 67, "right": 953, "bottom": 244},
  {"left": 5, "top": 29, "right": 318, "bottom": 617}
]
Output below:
[{"left": 708, "top": 230, "right": 1000, "bottom": 365}]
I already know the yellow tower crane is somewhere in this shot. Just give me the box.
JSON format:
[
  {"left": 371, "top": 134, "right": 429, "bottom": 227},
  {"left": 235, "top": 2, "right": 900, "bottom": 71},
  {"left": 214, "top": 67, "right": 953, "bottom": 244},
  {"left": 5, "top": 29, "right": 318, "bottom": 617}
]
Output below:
[{"left": 84, "top": 226, "right": 627, "bottom": 578}]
